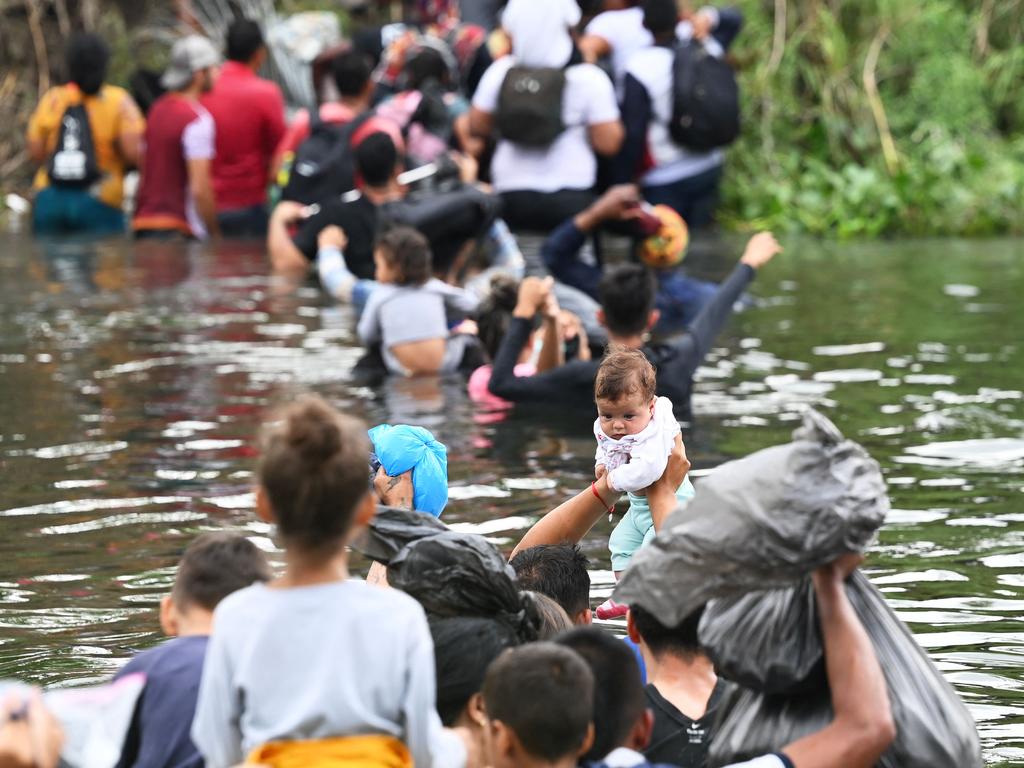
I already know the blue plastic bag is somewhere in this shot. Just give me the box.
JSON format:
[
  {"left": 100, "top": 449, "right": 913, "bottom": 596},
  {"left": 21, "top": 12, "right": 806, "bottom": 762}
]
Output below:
[{"left": 369, "top": 424, "right": 448, "bottom": 517}]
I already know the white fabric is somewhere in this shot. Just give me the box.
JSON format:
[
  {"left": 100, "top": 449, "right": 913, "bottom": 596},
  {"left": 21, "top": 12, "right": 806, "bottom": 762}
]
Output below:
[
  {"left": 595, "top": 396, "right": 681, "bottom": 493},
  {"left": 472, "top": 57, "right": 620, "bottom": 193},
  {"left": 501, "top": 0, "right": 581, "bottom": 68},
  {"left": 180, "top": 104, "right": 215, "bottom": 239},
  {"left": 191, "top": 580, "right": 462, "bottom": 768},
  {"left": 603, "top": 747, "right": 648, "bottom": 767},
  {"left": 585, "top": 7, "right": 723, "bottom": 94},
  {"left": 625, "top": 45, "right": 724, "bottom": 187},
  {"left": 724, "top": 758, "right": 788, "bottom": 768}
]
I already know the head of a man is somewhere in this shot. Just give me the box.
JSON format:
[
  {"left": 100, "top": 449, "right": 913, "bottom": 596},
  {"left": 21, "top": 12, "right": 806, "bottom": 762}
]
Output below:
[
  {"left": 510, "top": 544, "right": 591, "bottom": 625},
  {"left": 556, "top": 627, "right": 652, "bottom": 762},
  {"left": 628, "top": 603, "right": 706, "bottom": 660},
  {"left": 331, "top": 49, "right": 374, "bottom": 101},
  {"left": 642, "top": 0, "right": 680, "bottom": 41},
  {"left": 162, "top": 35, "right": 221, "bottom": 95},
  {"left": 66, "top": 33, "right": 110, "bottom": 96},
  {"left": 598, "top": 264, "right": 659, "bottom": 343},
  {"left": 355, "top": 131, "right": 401, "bottom": 190},
  {"left": 226, "top": 18, "right": 266, "bottom": 68},
  {"left": 482, "top": 643, "right": 595, "bottom": 768}
]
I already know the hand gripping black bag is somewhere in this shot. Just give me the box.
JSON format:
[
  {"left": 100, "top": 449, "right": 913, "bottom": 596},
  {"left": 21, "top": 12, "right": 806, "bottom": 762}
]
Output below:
[
  {"left": 48, "top": 103, "right": 102, "bottom": 189},
  {"left": 670, "top": 39, "right": 740, "bottom": 152},
  {"left": 705, "top": 573, "right": 983, "bottom": 768},
  {"left": 614, "top": 409, "right": 888, "bottom": 626},
  {"left": 495, "top": 66, "right": 566, "bottom": 147}
]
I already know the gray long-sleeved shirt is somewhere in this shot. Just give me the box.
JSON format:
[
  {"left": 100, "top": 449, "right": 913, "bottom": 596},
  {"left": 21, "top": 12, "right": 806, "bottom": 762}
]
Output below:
[{"left": 191, "top": 580, "right": 461, "bottom": 768}]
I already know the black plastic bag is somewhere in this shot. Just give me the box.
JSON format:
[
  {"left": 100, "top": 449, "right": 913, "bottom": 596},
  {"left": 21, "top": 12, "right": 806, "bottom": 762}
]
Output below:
[
  {"left": 615, "top": 410, "right": 889, "bottom": 625},
  {"left": 699, "top": 579, "right": 823, "bottom": 695},
  {"left": 353, "top": 505, "right": 449, "bottom": 564},
  {"left": 707, "top": 573, "right": 983, "bottom": 768}
]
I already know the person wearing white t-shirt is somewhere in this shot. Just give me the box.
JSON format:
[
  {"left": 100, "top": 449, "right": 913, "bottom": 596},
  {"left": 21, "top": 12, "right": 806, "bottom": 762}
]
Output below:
[
  {"left": 580, "top": 1, "right": 742, "bottom": 96},
  {"left": 470, "top": 0, "right": 624, "bottom": 232},
  {"left": 608, "top": 0, "right": 743, "bottom": 229}
]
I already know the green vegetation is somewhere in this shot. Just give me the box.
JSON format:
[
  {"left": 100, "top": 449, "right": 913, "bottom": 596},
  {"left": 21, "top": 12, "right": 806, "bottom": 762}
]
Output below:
[{"left": 722, "top": 0, "right": 1024, "bottom": 237}]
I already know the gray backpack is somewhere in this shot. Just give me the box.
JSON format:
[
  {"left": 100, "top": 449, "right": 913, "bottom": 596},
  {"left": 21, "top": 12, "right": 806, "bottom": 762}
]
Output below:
[{"left": 495, "top": 66, "right": 566, "bottom": 147}]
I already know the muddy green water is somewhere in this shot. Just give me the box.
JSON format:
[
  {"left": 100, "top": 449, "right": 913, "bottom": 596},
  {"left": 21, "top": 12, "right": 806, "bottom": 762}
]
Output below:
[{"left": 0, "top": 233, "right": 1021, "bottom": 764}]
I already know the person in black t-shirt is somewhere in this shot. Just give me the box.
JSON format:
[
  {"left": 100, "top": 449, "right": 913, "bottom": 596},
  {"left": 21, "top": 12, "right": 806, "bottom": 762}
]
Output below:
[{"left": 627, "top": 605, "right": 721, "bottom": 767}]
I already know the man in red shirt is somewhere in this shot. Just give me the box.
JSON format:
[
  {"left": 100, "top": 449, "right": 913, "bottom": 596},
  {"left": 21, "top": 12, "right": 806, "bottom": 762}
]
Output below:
[
  {"left": 132, "top": 35, "right": 221, "bottom": 240},
  {"left": 201, "top": 19, "right": 286, "bottom": 237}
]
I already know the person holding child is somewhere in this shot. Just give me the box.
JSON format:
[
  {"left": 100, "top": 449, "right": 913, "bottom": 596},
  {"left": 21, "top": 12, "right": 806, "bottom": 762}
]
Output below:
[
  {"left": 191, "top": 395, "right": 464, "bottom": 767},
  {"left": 591, "top": 348, "right": 695, "bottom": 619}
]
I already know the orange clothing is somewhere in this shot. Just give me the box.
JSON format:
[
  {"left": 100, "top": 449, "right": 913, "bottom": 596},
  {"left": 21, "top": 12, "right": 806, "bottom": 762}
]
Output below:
[
  {"left": 27, "top": 83, "right": 145, "bottom": 210},
  {"left": 247, "top": 734, "right": 413, "bottom": 768}
]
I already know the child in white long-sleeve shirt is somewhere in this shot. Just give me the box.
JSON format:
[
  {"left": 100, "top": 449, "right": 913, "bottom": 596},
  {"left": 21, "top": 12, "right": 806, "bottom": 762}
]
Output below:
[
  {"left": 593, "top": 348, "right": 694, "bottom": 618},
  {"left": 191, "top": 395, "right": 463, "bottom": 767}
]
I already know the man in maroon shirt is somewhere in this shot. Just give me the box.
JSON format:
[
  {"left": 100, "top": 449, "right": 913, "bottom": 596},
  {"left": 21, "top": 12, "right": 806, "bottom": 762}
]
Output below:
[{"left": 201, "top": 19, "right": 286, "bottom": 237}]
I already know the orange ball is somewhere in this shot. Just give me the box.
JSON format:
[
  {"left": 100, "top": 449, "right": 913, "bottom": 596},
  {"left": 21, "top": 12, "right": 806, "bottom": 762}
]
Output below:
[{"left": 640, "top": 205, "right": 689, "bottom": 269}]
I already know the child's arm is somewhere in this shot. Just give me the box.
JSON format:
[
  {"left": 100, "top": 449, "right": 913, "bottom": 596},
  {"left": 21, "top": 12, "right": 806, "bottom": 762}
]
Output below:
[
  {"left": 356, "top": 291, "right": 385, "bottom": 346},
  {"left": 191, "top": 627, "right": 245, "bottom": 768},
  {"left": 317, "top": 226, "right": 376, "bottom": 304},
  {"left": 436, "top": 281, "right": 481, "bottom": 322}
]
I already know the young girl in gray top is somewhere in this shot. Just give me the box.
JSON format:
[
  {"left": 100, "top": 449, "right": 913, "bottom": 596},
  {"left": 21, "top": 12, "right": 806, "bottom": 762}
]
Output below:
[
  {"left": 191, "top": 395, "right": 463, "bottom": 767},
  {"left": 318, "top": 225, "right": 479, "bottom": 376}
]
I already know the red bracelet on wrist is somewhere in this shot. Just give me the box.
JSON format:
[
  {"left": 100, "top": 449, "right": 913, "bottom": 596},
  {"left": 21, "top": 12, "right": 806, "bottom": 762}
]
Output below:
[{"left": 591, "top": 481, "right": 614, "bottom": 514}]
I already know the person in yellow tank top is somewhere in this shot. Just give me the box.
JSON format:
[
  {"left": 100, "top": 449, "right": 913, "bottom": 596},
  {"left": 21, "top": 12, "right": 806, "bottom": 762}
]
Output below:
[{"left": 26, "top": 33, "right": 145, "bottom": 236}]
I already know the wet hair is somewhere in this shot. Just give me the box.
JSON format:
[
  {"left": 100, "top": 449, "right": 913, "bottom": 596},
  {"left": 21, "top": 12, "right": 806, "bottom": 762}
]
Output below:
[
  {"left": 226, "top": 18, "right": 264, "bottom": 63},
  {"left": 257, "top": 394, "right": 371, "bottom": 553},
  {"left": 403, "top": 47, "right": 449, "bottom": 90},
  {"left": 171, "top": 532, "right": 272, "bottom": 612},
  {"left": 642, "top": 0, "right": 680, "bottom": 36},
  {"left": 482, "top": 643, "right": 595, "bottom": 761},
  {"left": 525, "top": 591, "right": 574, "bottom": 639},
  {"left": 375, "top": 226, "right": 433, "bottom": 286},
  {"left": 595, "top": 347, "right": 657, "bottom": 403},
  {"left": 598, "top": 264, "right": 657, "bottom": 337},
  {"left": 475, "top": 275, "right": 520, "bottom": 360},
  {"left": 331, "top": 49, "right": 373, "bottom": 97},
  {"left": 556, "top": 627, "right": 646, "bottom": 762},
  {"left": 510, "top": 544, "right": 590, "bottom": 620},
  {"left": 66, "top": 33, "right": 110, "bottom": 96},
  {"left": 630, "top": 603, "right": 706, "bottom": 657},
  {"left": 355, "top": 131, "right": 399, "bottom": 188},
  {"left": 430, "top": 615, "right": 521, "bottom": 726}
]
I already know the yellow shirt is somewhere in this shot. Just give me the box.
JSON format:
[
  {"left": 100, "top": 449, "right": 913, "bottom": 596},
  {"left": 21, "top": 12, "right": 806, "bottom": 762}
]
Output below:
[{"left": 27, "top": 83, "right": 145, "bottom": 210}]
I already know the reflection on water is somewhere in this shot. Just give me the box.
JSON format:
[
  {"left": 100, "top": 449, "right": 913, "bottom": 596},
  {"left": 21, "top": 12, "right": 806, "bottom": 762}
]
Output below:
[{"left": 0, "top": 233, "right": 1022, "bottom": 764}]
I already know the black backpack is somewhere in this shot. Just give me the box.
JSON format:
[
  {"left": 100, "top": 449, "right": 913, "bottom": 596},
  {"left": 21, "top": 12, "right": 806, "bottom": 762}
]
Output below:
[
  {"left": 47, "top": 103, "right": 101, "bottom": 189},
  {"left": 495, "top": 66, "right": 566, "bottom": 147},
  {"left": 281, "top": 110, "right": 375, "bottom": 206},
  {"left": 669, "top": 40, "right": 741, "bottom": 152}
]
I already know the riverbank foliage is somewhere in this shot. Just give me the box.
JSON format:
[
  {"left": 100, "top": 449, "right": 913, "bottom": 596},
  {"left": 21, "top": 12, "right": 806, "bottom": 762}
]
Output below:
[{"left": 722, "top": 0, "right": 1024, "bottom": 237}]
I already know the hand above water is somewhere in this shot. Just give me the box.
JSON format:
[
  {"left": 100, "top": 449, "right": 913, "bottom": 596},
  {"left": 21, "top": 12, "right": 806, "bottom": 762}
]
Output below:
[
  {"left": 514, "top": 276, "right": 554, "bottom": 320},
  {"left": 317, "top": 225, "right": 348, "bottom": 252},
  {"left": 740, "top": 231, "right": 783, "bottom": 269}
]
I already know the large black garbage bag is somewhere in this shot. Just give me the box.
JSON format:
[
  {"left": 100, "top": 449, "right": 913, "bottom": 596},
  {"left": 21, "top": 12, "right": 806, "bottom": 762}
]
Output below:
[
  {"left": 353, "top": 505, "right": 449, "bottom": 564},
  {"left": 614, "top": 409, "right": 889, "bottom": 625},
  {"left": 706, "top": 572, "right": 983, "bottom": 768},
  {"left": 699, "top": 579, "right": 823, "bottom": 695}
]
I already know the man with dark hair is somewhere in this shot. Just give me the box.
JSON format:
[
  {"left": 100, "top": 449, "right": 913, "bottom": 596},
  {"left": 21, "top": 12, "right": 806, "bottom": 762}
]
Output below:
[
  {"left": 268, "top": 131, "right": 404, "bottom": 279},
  {"left": 488, "top": 232, "right": 782, "bottom": 422},
  {"left": 628, "top": 604, "right": 721, "bottom": 766},
  {"left": 481, "top": 643, "right": 596, "bottom": 768},
  {"left": 510, "top": 544, "right": 592, "bottom": 625},
  {"left": 556, "top": 628, "right": 658, "bottom": 765},
  {"left": 113, "top": 532, "right": 271, "bottom": 768},
  {"left": 133, "top": 35, "right": 222, "bottom": 239},
  {"left": 201, "top": 18, "right": 286, "bottom": 237},
  {"left": 27, "top": 32, "right": 145, "bottom": 235}
]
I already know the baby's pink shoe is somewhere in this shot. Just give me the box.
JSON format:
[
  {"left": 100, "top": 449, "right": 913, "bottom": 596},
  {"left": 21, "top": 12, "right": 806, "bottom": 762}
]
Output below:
[{"left": 596, "top": 599, "right": 629, "bottom": 620}]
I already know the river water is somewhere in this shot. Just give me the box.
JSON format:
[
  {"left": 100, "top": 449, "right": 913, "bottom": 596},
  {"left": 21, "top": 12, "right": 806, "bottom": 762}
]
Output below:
[{"left": 0, "top": 232, "right": 1021, "bottom": 765}]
